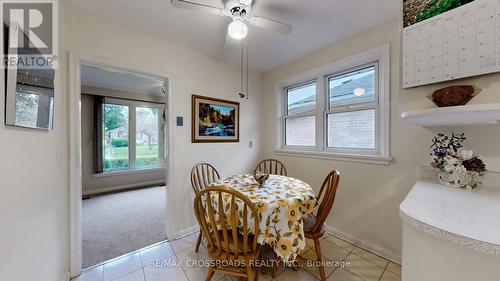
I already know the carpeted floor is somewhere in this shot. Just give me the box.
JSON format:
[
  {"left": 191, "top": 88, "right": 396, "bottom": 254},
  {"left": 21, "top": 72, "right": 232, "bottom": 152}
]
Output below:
[{"left": 82, "top": 186, "right": 167, "bottom": 269}]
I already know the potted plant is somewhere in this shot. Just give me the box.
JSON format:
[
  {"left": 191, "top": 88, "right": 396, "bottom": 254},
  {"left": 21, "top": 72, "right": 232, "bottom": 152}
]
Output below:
[{"left": 430, "top": 133, "right": 486, "bottom": 189}]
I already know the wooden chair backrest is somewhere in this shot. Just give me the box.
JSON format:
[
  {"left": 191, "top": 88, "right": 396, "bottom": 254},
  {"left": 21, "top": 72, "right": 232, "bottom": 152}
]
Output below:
[
  {"left": 190, "top": 163, "right": 221, "bottom": 193},
  {"left": 311, "top": 170, "right": 341, "bottom": 233},
  {"left": 193, "top": 186, "right": 260, "bottom": 259},
  {"left": 254, "top": 159, "right": 287, "bottom": 176}
]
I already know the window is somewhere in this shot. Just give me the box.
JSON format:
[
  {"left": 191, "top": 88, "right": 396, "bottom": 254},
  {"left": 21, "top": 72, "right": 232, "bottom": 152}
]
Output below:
[
  {"left": 326, "top": 65, "right": 377, "bottom": 150},
  {"left": 277, "top": 46, "right": 390, "bottom": 164},
  {"left": 101, "top": 98, "right": 165, "bottom": 173},
  {"left": 285, "top": 82, "right": 316, "bottom": 147}
]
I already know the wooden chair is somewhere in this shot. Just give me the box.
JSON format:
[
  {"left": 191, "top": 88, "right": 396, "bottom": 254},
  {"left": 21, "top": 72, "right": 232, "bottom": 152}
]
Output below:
[
  {"left": 254, "top": 159, "right": 287, "bottom": 176},
  {"left": 303, "top": 170, "right": 341, "bottom": 281},
  {"left": 191, "top": 163, "right": 221, "bottom": 252},
  {"left": 194, "top": 186, "right": 261, "bottom": 281}
]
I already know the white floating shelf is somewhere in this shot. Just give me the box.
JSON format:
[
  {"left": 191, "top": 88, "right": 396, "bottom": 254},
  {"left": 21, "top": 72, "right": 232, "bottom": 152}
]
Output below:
[{"left": 401, "top": 104, "right": 500, "bottom": 127}]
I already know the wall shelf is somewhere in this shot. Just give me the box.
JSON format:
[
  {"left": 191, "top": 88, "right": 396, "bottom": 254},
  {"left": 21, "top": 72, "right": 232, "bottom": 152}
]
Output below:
[{"left": 401, "top": 104, "right": 500, "bottom": 127}]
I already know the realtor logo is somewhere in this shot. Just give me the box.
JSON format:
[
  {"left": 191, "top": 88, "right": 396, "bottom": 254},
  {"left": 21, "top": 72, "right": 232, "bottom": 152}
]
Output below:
[{"left": 1, "top": 0, "right": 58, "bottom": 68}]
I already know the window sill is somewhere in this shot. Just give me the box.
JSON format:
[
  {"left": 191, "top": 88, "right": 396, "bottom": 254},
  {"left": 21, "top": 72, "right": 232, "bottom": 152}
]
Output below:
[
  {"left": 93, "top": 167, "right": 166, "bottom": 177},
  {"left": 274, "top": 149, "right": 392, "bottom": 165}
]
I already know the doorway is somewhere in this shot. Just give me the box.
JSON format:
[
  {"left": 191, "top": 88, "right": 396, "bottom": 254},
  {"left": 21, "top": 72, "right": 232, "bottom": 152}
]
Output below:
[{"left": 68, "top": 53, "right": 172, "bottom": 278}]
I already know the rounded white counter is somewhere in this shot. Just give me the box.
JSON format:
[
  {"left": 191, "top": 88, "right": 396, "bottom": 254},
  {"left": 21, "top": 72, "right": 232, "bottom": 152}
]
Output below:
[{"left": 400, "top": 180, "right": 500, "bottom": 281}]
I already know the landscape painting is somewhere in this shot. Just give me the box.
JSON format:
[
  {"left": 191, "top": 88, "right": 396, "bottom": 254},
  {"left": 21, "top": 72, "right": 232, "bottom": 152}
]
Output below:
[
  {"left": 192, "top": 95, "right": 239, "bottom": 143},
  {"left": 403, "top": 0, "right": 475, "bottom": 27}
]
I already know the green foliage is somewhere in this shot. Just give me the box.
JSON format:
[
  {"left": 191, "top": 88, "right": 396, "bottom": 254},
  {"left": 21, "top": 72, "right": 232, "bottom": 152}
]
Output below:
[
  {"left": 103, "top": 156, "right": 159, "bottom": 171},
  {"left": 103, "top": 104, "right": 128, "bottom": 131},
  {"left": 111, "top": 138, "right": 129, "bottom": 148},
  {"left": 136, "top": 157, "right": 160, "bottom": 168},
  {"left": 104, "top": 158, "right": 129, "bottom": 170},
  {"left": 416, "top": 0, "right": 474, "bottom": 23}
]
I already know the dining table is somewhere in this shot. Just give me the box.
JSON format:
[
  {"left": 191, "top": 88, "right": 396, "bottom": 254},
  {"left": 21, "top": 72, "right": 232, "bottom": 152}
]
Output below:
[{"left": 211, "top": 174, "right": 318, "bottom": 262}]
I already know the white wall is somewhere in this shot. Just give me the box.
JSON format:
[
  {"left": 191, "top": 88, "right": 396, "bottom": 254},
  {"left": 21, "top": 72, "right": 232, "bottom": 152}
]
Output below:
[
  {"left": 1, "top": 4, "right": 263, "bottom": 281},
  {"left": 260, "top": 20, "right": 500, "bottom": 261},
  {"left": 0, "top": 2, "right": 68, "bottom": 281}
]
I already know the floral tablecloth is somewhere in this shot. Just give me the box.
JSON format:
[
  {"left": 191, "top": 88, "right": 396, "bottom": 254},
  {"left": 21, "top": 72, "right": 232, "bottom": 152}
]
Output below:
[{"left": 211, "top": 174, "right": 317, "bottom": 262}]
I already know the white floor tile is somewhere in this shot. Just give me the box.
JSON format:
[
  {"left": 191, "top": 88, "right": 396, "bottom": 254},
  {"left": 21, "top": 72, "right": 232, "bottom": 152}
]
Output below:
[
  {"left": 327, "top": 268, "right": 364, "bottom": 281},
  {"left": 344, "top": 253, "right": 385, "bottom": 281},
  {"left": 102, "top": 253, "right": 142, "bottom": 281},
  {"left": 323, "top": 235, "right": 356, "bottom": 252},
  {"left": 351, "top": 247, "right": 389, "bottom": 268},
  {"left": 170, "top": 235, "right": 197, "bottom": 254},
  {"left": 79, "top": 266, "right": 103, "bottom": 281},
  {"left": 386, "top": 262, "right": 401, "bottom": 276},
  {"left": 274, "top": 268, "right": 317, "bottom": 281},
  {"left": 380, "top": 270, "right": 401, "bottom": 281},
  {"left": 140, "top": 242, "right": 176, "bottom": 268},
  {"left": 143, "top": 259, "right": 185, "bottom": 281},
  {"left": 113, "top": 270, "right": 145, "bottom": 281}
]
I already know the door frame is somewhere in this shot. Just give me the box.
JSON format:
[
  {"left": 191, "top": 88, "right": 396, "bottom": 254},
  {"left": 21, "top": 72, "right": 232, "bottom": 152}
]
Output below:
[{"left": 68, "top": 52, "right": 173, "bottom": 277}]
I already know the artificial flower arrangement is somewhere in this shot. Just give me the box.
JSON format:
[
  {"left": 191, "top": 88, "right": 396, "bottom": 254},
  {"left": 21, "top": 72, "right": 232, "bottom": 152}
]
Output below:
[{"left": 430, "top": 133, "right": 486, "bottom": 189}]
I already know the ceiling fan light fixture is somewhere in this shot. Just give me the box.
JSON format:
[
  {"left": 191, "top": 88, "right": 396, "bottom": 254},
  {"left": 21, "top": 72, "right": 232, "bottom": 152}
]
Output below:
[{"left": 228, "top": 18, "right": 248, "bottom": 40}]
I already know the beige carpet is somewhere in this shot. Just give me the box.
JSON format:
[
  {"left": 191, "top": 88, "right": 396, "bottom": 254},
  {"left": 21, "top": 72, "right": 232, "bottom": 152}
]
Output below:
[{"left": 82, "top": 186, "right": 167, "bottom": 268}]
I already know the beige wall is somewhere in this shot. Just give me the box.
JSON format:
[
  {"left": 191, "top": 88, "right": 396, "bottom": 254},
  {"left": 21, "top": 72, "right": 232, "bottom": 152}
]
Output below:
[
  {"left": 80, "top": 94, "right": 165, "bottom": 194},
  {"left": 260, "top": 20, "right": 500, "bottom": 261},
  {"left": 0, "top": 4, "right": 263, "bottom": 281}
]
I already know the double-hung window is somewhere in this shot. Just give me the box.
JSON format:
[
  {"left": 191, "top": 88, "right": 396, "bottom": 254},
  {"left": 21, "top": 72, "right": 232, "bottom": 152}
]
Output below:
[
  {"left": 326, "top": 64, "right": 377, "bottom": 151},
  {"left": 284, "top": 82, "right": 317, "bottom": 147},
  {"left": 101, "top": 98, "right": 165, "bottom": 173},
  {"left": 278, "top": 46, "right": 390, "bottom": 164}
]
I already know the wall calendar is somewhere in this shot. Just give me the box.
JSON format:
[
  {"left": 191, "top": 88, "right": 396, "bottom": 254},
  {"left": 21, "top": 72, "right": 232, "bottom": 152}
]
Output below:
[{"left": 403, "top": 0, "right": 500, "bottom": 88}]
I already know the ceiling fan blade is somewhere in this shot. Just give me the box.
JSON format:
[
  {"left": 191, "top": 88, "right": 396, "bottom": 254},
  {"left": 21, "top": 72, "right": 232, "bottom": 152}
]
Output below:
[
  {"left": 239, "top": 0, "right": 253, "bottom": 6},
  {"left": 170, "top": 0, "right": 227, "bottom": 15},
  {"left": 250, "top": 16, "right": 293, "bottom": 34}
]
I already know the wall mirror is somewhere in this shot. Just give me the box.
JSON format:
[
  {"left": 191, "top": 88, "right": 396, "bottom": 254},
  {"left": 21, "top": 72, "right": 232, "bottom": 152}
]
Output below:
[
  {"left": 5, "top": 68, "right": 55, "bottom": 130},
  {"left": 4, "top": 24, "right": 55, "bottom": 130}
]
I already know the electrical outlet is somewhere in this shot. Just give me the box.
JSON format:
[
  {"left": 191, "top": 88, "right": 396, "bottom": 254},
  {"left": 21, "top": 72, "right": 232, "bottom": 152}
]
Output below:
[{"left": 249, "top": 141, "right": 253, "bottom": 148}]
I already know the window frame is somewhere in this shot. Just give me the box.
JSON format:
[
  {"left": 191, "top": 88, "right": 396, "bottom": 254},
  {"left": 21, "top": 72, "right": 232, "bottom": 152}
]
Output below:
[
  {"left": 283, "top": 80, "right": 318, "bottom": 150},
  {"left": 101, "top": 97, "right": 166, "bottom": 174},
  {"left": 275, "top": 45, "right": 391, "bottom": 165}
]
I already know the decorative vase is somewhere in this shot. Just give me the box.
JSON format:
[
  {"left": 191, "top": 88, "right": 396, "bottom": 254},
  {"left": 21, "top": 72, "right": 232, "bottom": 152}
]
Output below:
[
  {"left": 437, "top": 170, "right": 483, "bottom": 190},
  {"left": 253, "top": 170, "right": 270, "bottom": 187}
]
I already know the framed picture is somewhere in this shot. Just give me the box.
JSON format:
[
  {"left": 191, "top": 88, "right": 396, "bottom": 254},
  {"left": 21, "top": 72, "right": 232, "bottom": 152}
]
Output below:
[{"left": 192, "top": 95, "right": 240, "bottom": 143}]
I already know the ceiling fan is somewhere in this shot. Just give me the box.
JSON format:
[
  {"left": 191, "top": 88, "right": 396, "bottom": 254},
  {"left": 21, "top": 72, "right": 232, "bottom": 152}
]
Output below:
[{"left": 170, "top": 0, "right": 293, "bottom": 40}]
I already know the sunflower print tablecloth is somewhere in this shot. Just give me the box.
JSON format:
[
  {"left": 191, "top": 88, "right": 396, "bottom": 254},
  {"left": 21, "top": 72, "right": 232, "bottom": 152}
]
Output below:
[{"left": 211, "top": 174, "right": 317, "bottom": 262}]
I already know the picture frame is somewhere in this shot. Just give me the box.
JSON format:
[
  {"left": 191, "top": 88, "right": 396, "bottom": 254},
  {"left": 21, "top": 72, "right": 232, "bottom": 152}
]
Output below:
[{"left": 192, "top": 95, "right": 240, "bottom": 143}]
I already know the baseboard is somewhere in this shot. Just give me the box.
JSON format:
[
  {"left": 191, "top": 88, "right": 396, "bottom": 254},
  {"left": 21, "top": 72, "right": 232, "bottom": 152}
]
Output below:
[
  {"left": 171, "top": 225, "right": 199, "bottom": 241},
  {"left": 324, "top": 225, "right": 402, "bottom": 264},
  {"left": 82, "top": 180, "right": 165, "bottom": 196},
  {"left": 169, "top": 224, "right": 401, "bottom": 264}
]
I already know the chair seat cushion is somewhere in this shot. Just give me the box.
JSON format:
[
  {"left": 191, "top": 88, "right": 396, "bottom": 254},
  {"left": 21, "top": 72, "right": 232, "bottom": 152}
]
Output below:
[{"left": 303, "top": 214, "right": 322, "bottom": 232}]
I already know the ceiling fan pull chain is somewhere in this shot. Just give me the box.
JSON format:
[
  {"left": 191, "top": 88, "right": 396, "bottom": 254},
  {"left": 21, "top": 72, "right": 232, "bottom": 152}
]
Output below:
[
  {"left": 240, "top": 39, "right": 244, "bottom": 98},
  {"left": 246, "top": 36, "right": 249, "bottom": 100}
]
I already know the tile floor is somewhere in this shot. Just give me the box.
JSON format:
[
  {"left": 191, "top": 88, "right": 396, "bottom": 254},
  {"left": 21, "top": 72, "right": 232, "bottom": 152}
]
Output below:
[{"left": 74, "top": 232, "right": 401, "bottom": 281}]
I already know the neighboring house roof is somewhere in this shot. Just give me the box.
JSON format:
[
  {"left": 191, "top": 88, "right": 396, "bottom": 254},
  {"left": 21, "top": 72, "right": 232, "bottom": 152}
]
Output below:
[
  {"left": 108, "top": 126, "right": 127, "bottom": 134},
  {"left": 288, "top": 73, "right": 374, "bottom": 113}
]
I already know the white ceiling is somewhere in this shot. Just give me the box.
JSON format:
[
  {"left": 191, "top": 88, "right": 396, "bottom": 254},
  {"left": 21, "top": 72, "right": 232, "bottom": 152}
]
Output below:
[
  {"left": 81, "top": 64, "right": 166, "bottom": 95},
  {"left": 65, "top": 0, "right": 400, "bottom": 71}
]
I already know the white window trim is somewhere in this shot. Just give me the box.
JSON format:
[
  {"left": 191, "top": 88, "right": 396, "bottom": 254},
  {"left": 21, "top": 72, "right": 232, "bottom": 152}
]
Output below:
[
  {"left": 102, "top": 97, "right": 167, "bottom": 174},
  {"left": 275, "top": 44, "right": 391, "bottom": 165}
]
